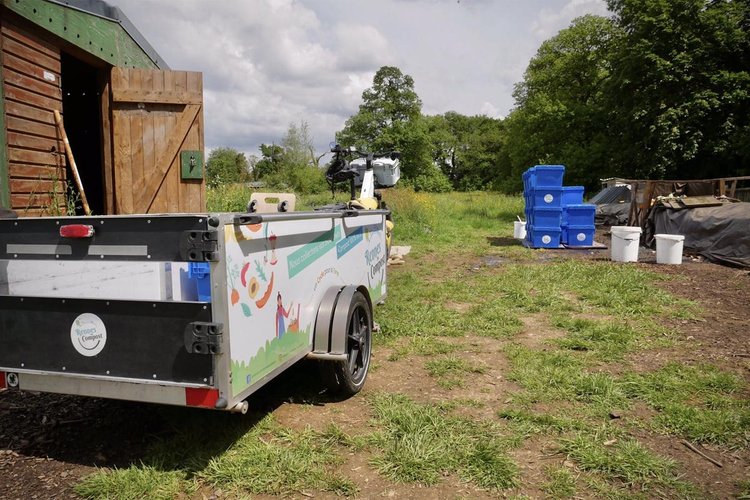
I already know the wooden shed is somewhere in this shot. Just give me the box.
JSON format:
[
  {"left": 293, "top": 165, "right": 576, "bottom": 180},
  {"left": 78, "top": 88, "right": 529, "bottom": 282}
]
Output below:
[{"left": 0, "top": 0, "right": 205, "bottom": 216}]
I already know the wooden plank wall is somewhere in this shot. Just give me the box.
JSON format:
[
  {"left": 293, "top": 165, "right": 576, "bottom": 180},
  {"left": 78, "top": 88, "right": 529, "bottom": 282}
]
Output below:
[
  {"left": 111, "top": 67, "right": 204, "bottom": 214},
  {"left": 1, "top": 19, "right": 66, "bottom": 216}
]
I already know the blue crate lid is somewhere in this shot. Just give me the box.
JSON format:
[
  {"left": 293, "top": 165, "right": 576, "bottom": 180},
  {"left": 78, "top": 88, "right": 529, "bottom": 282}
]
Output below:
[
  {"left": 533, "top": 164, "right": 565, "bottom": 173},
  {"left": 564, "top": 203, "right": 595, "bottom": 211}
]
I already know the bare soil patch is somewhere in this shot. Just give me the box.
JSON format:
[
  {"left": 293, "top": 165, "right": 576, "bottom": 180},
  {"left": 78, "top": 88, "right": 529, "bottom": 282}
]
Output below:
[{"left": 517, "top": 312, "right": 567, "bottom": 349}]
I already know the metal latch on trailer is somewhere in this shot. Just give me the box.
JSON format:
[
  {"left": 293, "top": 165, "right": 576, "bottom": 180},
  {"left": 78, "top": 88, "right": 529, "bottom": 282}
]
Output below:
[
  {"left": 180, "top": 230, "right": 218, "bottom": 261},
  {"left": 184, "top": 322, "right": 223, "bottom": 355}
]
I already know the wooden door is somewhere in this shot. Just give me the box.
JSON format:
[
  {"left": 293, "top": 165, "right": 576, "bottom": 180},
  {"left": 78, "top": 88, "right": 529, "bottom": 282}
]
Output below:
[{"left": 110, "top": 67, "right": 204, "bottom": 214}]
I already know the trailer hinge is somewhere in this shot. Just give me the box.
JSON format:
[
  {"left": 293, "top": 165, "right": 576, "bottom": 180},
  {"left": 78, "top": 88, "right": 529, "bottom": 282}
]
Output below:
[
  {"left": 180, "top": 230, "right": 219, "bottom": 261},
  {"left": 184, "top": 322, "right": 224, "bottom": 355}
]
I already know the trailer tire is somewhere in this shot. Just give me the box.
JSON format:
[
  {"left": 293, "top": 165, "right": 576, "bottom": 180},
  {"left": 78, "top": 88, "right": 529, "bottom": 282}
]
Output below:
[{"left": 322, "top": 291, "right": 372, "bottom": 396}]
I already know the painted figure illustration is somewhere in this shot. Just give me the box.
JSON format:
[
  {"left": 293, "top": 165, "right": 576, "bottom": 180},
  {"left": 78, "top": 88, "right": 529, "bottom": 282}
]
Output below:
[{"left": 275, "top": 293, "right": 298, "bottom": 338}]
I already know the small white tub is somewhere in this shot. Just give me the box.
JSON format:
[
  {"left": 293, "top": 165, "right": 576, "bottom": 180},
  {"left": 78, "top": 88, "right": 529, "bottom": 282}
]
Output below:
[
  {"left": 655, "top": 234, "right": 685, "bottom": 265},
  {"left": 514, "top": 221, "right": 527, "bottom": 239},
  {"left": 610, "top": 226, "right": 642, "bottom": 262}
]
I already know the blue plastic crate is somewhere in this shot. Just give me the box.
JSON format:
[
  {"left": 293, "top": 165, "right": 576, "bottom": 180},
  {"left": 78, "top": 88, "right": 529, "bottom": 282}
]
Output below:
[
  {"left": 528, "top": 186, "right": 563, "bottom": 207},
  {"left": 188, "top": 262, "right": 212, "bottom": 302},
  {"left": 527, "top": 225, "right": 561, "bottom": 248},
  {"left": 566, "top": 225, "right": 595, "bottom": 246},
  {"left": 532, "top": 207, "right": 562, "bottom": 227},
  {"left": 562, "top": 186, "right": 584, "bottom": 206},
  {"left": 529, "top": 165, "right": 565, "bottom": 188},
  {"left": 563, "top": 204, "right": 595, "bottom": 226}
]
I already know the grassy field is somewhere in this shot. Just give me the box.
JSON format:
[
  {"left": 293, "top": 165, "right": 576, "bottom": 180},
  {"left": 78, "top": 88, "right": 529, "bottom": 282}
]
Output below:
[{"left": 75, "top": 189, "right": 750, "bottom": 499}]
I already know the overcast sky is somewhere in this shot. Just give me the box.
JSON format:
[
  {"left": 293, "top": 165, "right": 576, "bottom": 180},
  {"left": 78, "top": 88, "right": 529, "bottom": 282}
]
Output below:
[{"left": 113, "top": 0, "right": 609, "bottom": 159}]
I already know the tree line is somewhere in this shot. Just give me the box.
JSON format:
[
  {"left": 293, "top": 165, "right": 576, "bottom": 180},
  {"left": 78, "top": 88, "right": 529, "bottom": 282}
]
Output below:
[{"left": 208, "top": 0, "right": 749, "bottom": 194}]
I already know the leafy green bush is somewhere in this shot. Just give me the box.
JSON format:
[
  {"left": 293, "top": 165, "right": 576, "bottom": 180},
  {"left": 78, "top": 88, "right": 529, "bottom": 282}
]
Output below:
[
  {"left": 409, "top": 167, "right": 453, "bottom": 193},
  {"left": 206, "top": 183, "right": 252, "bottom": 212},
  {"left": 262, "top": 165, "right": 328, "bottom": 195}
]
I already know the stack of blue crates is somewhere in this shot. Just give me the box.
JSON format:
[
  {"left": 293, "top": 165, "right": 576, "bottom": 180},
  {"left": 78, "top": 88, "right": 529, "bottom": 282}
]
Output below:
[
  {"left": 523, "top": 166, "right": 596, "bottom": 248},
  {"left": 523, "top": 165, "right": 564, "bottom": 248}
]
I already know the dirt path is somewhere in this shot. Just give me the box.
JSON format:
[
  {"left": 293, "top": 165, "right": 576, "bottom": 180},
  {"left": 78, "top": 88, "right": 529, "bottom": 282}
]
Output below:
[{"left": 1, "top": 253, "right": 748, "bottom": 499}]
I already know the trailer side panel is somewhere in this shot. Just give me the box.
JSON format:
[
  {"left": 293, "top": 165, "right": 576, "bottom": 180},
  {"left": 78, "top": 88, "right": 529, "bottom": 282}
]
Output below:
[{"left": 223, "top": 213, "right": 387, "bottom": 400}]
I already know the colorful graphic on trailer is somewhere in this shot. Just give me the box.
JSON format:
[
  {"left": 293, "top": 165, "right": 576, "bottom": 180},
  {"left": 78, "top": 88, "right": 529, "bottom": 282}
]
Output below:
[{"left": 224, "top": 216, "right": 386, "bottom": 397}]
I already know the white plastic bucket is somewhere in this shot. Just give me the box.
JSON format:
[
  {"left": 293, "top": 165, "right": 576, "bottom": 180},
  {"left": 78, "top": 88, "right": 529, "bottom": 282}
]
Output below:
[
  {"left": 514, "top": 221, "right": 527, "bottom": 239},
  {"left": 655, "top": 234, "right": 685, "bottom": 265},
  {"left": 610, "top": 226, "right": 642, "bottom": 262}
]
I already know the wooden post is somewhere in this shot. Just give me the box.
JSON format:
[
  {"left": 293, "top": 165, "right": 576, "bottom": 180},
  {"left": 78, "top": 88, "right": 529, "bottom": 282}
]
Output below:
[{"left": 53, "top": 110, "right": 91, "bottom": 216}]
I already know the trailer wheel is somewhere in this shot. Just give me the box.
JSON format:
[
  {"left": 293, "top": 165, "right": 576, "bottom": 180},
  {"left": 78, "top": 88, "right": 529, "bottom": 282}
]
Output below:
[{"left": 323, "top": 291, "right": 372, "bottom": 396}]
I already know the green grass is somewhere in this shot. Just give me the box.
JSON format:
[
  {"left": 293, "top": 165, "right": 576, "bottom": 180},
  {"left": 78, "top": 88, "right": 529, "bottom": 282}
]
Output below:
[
  {"left": 77, "top": 414, "right": 357, "bottom": 499},
  {"left": 541, "top": 466, "right": 577, "bottom": 498},
  {"left": 379, "top": 258, "right": 690, "bottom": 353},
  {"left": 199, "top": 416, "right": 356, "bottom": 495},
  {"left": 737, "top": 480, "right": 750, "bottom": 499},
  {"left": 503, "top": 344, "right": 628, "bottom": 412},
  {"left": 368, "top": 393, "right": 518, "bottom": 490},
  {"left": 424, "top": 355, "right": 487, "bottom": 389},
  {"left": 382, "top": 189, "right": 525, "bottom": 252},
  {"left": 386, "top": 336, "right": 459, "bottom": 361},
  {"left": 437, "top": 398, "right": 486, "bottom": 411},
  {"left": 552, "top": 317, "right": 642, "bottom": 361},
  {"left": 559, "top": 432, "right": 696, "bottom": 496},
  {"left": 498, "top": 408, "right": 589, "bottom": 435},
  {"left": 622, "top": 363, "right": 750, "bottom": 447},
  {"left": 75, "top": 465, "right": 191, "bottom": 500}
]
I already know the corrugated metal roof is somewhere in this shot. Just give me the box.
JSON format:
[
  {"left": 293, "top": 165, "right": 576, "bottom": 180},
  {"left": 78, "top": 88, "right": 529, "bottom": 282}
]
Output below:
[{"left": 590, "top": 185, "right": 631, "bottom": 205}]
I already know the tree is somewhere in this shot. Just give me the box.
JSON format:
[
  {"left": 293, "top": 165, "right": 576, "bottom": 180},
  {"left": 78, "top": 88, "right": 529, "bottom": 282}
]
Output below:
[
  {"left": 281, "top": 120, "right": 316, "bottom": 168},
  {"left": 254, "top": 121, "right": 327, "bottom": 194},
  {"left": 427, "top": 112, "right": 507, "bottom": 191},
  {"left": 505, "top": 15, "right": 621, "bottom": 191},
  {"left": 337, "top": 66, "right": 449, "bottom": 190},
  {"left": 252, "top": 143, "right": 284, "bottom": 180},
  {"left": 605, "top": 0, "right": 750, "bottom": 179},
  {"left": 205, "top": 147, "right": 250, "bottom": 187},
  {"left": 338, "top": 66, "right": 422, "bottom": 149}
]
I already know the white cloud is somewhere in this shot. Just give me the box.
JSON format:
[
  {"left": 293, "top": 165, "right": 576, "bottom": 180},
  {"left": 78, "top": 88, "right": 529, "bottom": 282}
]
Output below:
[
  {"left": 531, "top": 0, "right": 610, "bottom": 39},
  {"left": 334, "top": 25, "right": 392, "bottom": 71},
  {"left": 111, "top": 0, "right": 610, "bottom": 155},
  {"left": 480, "top": 101, "right": 501, "bottom": 118}
]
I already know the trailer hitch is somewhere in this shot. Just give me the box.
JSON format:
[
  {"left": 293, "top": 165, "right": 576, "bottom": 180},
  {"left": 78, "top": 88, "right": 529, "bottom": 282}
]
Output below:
[{"left": 184, "top": 321, "right": 224, "bottom": 355}]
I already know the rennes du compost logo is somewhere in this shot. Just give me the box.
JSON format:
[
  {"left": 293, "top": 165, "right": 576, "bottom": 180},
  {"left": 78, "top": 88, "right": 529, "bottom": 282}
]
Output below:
[{"left": 70, "top": 313, "right": 107, "bottom": 357}]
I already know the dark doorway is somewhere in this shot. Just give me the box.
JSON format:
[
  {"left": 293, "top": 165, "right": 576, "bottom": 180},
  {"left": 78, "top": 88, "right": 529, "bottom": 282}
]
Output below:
[{"left": 60, "top": 53, "right": 104, "bottom": 215}]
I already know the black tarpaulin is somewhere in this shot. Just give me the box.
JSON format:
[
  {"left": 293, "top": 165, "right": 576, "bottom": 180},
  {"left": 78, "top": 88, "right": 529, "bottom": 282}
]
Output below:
[
  {"left": 647, "top": 202, "right": 750, "bottom": 267},
  {"left": 596, "top": 203, "right": 630, "bottom": 226}
]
